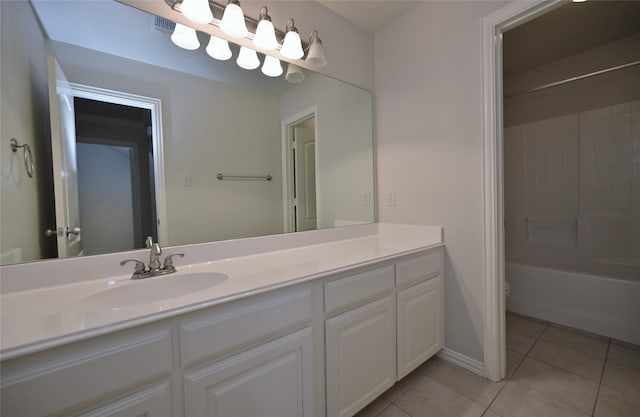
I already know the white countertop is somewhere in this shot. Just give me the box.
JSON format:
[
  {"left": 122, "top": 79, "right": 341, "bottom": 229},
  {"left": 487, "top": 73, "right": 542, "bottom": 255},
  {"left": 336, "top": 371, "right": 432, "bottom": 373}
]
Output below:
[{"left": 0, "top": 223, "right": 442, "bottom": 360}]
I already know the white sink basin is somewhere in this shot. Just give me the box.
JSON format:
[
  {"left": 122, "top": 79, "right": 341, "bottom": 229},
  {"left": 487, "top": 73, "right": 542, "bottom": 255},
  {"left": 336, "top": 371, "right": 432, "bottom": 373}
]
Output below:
[{"left": 78, "top": 272, "right": 228, "bottom": 310}]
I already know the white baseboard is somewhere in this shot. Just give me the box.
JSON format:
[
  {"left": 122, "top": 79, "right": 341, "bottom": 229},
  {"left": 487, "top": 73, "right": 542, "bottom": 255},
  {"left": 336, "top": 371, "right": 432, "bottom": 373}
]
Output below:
[{"left": 437, "top": 347, "right": 485, "bottom": 377}]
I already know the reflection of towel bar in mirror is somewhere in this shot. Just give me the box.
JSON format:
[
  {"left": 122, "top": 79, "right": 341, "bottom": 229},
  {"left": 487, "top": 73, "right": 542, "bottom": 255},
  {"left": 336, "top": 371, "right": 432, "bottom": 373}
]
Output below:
[
  {"left": 10, "top": 138, "right": 34, "bottom": 178},
  {"left": 216, "top": 173, "right": 272, "bottom": 181}
]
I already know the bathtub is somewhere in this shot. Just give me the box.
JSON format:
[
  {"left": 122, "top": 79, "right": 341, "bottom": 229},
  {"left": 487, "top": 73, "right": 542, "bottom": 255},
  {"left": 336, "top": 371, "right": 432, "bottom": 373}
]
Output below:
[{"left": 506, "top": 263, "right": 640, "bottom": 345}]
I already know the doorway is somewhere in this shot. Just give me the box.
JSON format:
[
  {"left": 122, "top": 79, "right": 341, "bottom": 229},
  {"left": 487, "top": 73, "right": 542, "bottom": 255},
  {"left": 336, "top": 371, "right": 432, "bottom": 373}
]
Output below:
[
  {"left": 74, "top": 98, "right": 156, "bottom": 255},
  {"left": 480, "top": 0, "right": 566, "bottom": 381},
  {"left": 281, "top": 107, "right": 318, "bottom": 233},
  {"left": 69, "top": 83, "right": 168, "bottom": 249}
]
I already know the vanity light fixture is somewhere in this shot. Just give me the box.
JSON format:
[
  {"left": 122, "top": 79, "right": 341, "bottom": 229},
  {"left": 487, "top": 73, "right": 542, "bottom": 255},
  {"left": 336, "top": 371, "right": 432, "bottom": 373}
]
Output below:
[
  {"left": 262, "top": 55, "right": 283, "bottom": 77},
  {"left": 206, "top": 35, "right": 232, "bottom": 60},
  {"left": 280, "top": 19, "right": 304, "bottom": 60},
  {"left": 220, "top": 0, "right": 248, "bottom": 38},
  {"left": 305, "top": 30, "right": 327, "bottom": 68},
  {"left": 253, "top": 6, "right": 278, "bottom": 51},
  {"left": 285, "top": 63, "right": 305, "bottom": 83},
  {"left": 165, "top": 0, "right": 329, "bottom": 77},
  {"left": 180, "top": 0, "right": 213, "bottom": 24},
  {"left": 237, "top": 46, "right": 260, "bottom": 70},
  {"left": 171, "top": 23, "right": 201, "bottom": 50}
]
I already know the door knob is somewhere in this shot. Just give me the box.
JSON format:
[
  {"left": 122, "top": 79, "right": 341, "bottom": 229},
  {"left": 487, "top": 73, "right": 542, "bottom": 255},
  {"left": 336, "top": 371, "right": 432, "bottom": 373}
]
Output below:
[
  {"left": 44, "top": 228, "right": 63, "bottom": 237},
  {"left": 66, "top": 226, "right": 81, "bottom": 237}
]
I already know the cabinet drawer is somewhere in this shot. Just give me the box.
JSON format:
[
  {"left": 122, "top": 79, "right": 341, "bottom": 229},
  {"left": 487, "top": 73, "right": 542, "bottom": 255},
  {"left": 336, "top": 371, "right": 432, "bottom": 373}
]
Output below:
[
  {"left": 324, "top": 265, "right": 394, "bottom": 315},
  {"left": 180, "top": 287, "right": 312, "bottom": 368},
  {"left": 395, "top": 250, "right": 441, "bottom": 289},
  {"left": 0, "top": 329, "right": 171, "bottom": 417}
]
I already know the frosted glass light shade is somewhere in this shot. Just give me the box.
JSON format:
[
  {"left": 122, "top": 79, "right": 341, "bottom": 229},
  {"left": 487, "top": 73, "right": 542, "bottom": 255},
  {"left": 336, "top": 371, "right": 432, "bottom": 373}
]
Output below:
[
  {"left": 180, "top": 0, "right": 213, "bottom": 24},
  {"left": 306, "top": 38, "right": 327, "bottom": 67},
  {"left": 171, "top": 23, "right": 200, "bottom": 50},
  {"left": 285, "top": 63, "right": 305, "bottom": 83},
  {"left": 281, "top": 31, "right": 303, "bottom": 59},
  {"left": 206, "top": 36, "right": 232, "bottom": 60},
  {"left": 261, "top": 55, "right": 283, "bottom": 77},
  {"left": 220, "top": 2, "right": 248, "bottom": 38},
  {"left": 253, "top": 20, "right": 278, "bottom": 51},
  {"left": 236, "top": 46, "right": 260, "bottom": 70}
]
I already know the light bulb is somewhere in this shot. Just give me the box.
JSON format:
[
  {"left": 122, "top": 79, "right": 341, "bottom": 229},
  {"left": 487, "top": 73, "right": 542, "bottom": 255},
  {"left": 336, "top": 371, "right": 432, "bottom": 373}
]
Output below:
[
  {"left": 171, "top": 23, "right": 200, "bottom": 50},
  {"left": 180, "top": 0, "right": 213, "bottom": 24},
  {"left": 285, "top": 63, "right": 305, "bottom": 83},
  {"left": 220, "top": 0, "right": 248, "bottom": 38},
  {"left": 206, "top": 36, "right": 232, "bottom": 60},
  {"left": 262, "top": 55, "right": 283, "bottom": 77},
  {"left": 254, "top": 21, "right": 278, "bottom": 51},
  {"left": 252, "top": 7, "right": 278, "bottom": 51},
  {"left": 281, "top": 31, "right": 303, "bottom": 60},
  {"left": 305, "top": 31, "right": 327, "bottom": 67},
  {"left": 236, "top": 46, "right": 260, "bottom": 70}
]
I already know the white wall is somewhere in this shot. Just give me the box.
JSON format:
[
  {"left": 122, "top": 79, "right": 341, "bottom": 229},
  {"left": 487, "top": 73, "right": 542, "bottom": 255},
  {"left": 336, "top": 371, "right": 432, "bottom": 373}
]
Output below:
[
  {"left": 0, "top": 1, "right": 51, "bottom": 264},
  {"left": 281, "top": 73, "right": 374, "bottom": 229},
  {"left": 375, "top": 1, "right": 508, "bottom": 363},
  {"left": 52, "top": 42, "right": 284, "bottom": 246}
]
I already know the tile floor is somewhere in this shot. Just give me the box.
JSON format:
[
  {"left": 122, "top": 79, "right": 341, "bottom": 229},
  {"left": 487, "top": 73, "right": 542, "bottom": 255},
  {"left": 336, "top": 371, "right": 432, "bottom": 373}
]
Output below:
[{"left": 355, "top": 312, "right": 640, "bottom": 417}]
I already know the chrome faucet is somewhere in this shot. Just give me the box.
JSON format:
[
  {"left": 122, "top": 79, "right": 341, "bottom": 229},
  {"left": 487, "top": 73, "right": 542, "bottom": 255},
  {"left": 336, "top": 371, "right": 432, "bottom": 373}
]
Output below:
[
  {"left": 148, "top": 243, "right": 162, "bottom": 272},
  {"left": 120, "top": 238, "right": 185, "bottom": 279}
]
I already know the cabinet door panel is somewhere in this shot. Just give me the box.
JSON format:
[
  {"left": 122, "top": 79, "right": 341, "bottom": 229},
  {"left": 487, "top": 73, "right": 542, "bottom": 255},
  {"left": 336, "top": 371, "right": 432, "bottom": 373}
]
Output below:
[
  {"left": 184, "top": 327, "right": 314, "bottom": 417},
  {"left": 0, "top": 330, "right": 171, "bottom": 417},
  {"left": 397, "top": 276, "right": 442, "bottom": 379},
  {"left": 326, "top": 296, "right": 395, "bottom": 417},
  {"left": 78, "top": 381, "right": 171, "bottom": 417}
]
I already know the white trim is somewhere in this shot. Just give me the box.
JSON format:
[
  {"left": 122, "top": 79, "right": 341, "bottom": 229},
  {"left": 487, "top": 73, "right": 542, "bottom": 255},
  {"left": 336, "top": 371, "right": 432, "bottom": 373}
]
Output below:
[
  {"left": 437, "top": 348, "right": 485, "bottom": 377},
  {"left": 69, "top": 83, "right": 168, "bottom": 246},
  {"left": 280, "top": 105, "right": 318, "bottom": 233},
  {"left": 480, "top": 0, "right": 564, "bottom": 381}
]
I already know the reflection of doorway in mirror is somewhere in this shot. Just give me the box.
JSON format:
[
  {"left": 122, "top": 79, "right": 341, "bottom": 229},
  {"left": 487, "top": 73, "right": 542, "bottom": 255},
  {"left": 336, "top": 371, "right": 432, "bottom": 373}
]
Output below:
[
  {"left": 47, "top": 79, "right": 168, "bottom": 259},
  {"left": 75, "top": 98, "right": 156, "bottom": 255},
  {"left": 282, "top": 109, "right": 318, "bottom": 233}
]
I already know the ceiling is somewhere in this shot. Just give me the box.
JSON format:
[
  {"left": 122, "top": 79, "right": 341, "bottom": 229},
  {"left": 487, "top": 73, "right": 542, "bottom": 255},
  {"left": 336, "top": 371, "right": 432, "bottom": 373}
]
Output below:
[
  {"left": 503, "top": 1, "right": 640, "bottom": 76},
  {"left": 317, "top": 0, "right": 419, "bottom": 34}
]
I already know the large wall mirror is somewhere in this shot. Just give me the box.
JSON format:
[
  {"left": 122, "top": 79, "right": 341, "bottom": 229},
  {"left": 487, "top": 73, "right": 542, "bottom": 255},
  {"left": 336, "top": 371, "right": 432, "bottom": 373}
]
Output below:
[{"left": 0, "top": 0, "right": 374, "bottom": 266}]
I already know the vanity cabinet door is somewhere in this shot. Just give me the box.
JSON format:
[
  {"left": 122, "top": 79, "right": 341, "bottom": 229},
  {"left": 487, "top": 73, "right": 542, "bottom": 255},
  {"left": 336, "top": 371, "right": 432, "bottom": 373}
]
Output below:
[
  {"left": 397, "top": 275, "right": 442, "bottom": 379},
  {"left": 77, "top": 381, "right": 172, "bottom": 417},
  {"left": 325, "top": 295, "right": 396, "bottom": 417},
  {"left": 184, "top": 327, "right": 315, "bottom": 417}
]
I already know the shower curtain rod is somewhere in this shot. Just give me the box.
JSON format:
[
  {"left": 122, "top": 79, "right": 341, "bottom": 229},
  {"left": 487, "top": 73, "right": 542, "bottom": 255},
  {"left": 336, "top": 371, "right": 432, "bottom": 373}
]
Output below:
[{"left": 504, "top": 60, "right": 640, "bottom": 98}]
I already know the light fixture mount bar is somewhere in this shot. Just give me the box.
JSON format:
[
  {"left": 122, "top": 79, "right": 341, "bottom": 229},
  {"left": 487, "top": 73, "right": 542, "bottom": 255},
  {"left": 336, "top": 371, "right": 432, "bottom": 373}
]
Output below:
[{"left": 164, "top": 0, "right": 309, "bottom": 50}]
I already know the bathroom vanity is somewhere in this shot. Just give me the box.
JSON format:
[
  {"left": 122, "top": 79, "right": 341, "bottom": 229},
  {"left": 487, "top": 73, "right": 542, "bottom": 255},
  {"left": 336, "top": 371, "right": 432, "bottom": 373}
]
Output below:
[{"left": 0, "top": 224, "right": 443, "bottom": 417}]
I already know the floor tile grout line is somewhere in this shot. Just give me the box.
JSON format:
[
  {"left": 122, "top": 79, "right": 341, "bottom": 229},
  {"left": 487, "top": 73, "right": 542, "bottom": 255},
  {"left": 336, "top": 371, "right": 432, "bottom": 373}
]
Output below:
[
  {"left": 505, "top": 321, "right": 604, "bottom": 416},
  {"left": 525, "top": 337, "right": 608, "bottom": 383},
  {"left": 483, "top": 321, "right": 548, "bottom": 414},
  {"left": 591, "top": 338, "right": 611, "bottom": 417},
  {"left": 511, "top": 319, "right": 607, "bottom": 417}
]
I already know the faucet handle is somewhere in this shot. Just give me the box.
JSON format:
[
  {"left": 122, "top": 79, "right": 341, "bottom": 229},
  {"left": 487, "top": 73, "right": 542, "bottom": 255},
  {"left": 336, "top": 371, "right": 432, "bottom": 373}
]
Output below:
[
  {"left": 120, "top": 259, "right": 146, "bottom": 274},
  {"left": 145, "top": 236, "right": 153, "bottom": 249},
  {"left": 163, "top": 253, "right": 185, "bottom": 269}
]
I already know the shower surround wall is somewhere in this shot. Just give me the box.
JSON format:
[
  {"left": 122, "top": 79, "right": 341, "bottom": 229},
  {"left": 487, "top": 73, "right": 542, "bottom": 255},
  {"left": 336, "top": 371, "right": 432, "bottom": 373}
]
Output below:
[
  {"left": 504, "top": 100, "right": 640, "bottom": 281},
  {"left": 504, "top": 100, "right": 640, "bottom": 344}
]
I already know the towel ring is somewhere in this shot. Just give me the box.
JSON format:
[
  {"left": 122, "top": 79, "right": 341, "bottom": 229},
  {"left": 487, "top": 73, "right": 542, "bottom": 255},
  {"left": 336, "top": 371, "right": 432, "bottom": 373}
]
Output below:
[{"left": 10, "top": 138, "right": 34, "bottom": 178}]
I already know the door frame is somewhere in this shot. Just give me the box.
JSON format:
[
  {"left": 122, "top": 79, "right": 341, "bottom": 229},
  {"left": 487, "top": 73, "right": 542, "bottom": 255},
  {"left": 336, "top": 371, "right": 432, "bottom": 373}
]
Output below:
[
  {"left": 481, "top": 0, "right": 564, "bottom": 381},
  {"left": 280, "top": 105, "right": 318, "bottom": 233},
  {"left": 69, "top": 83, "right": 169, "bottom": 246}
]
